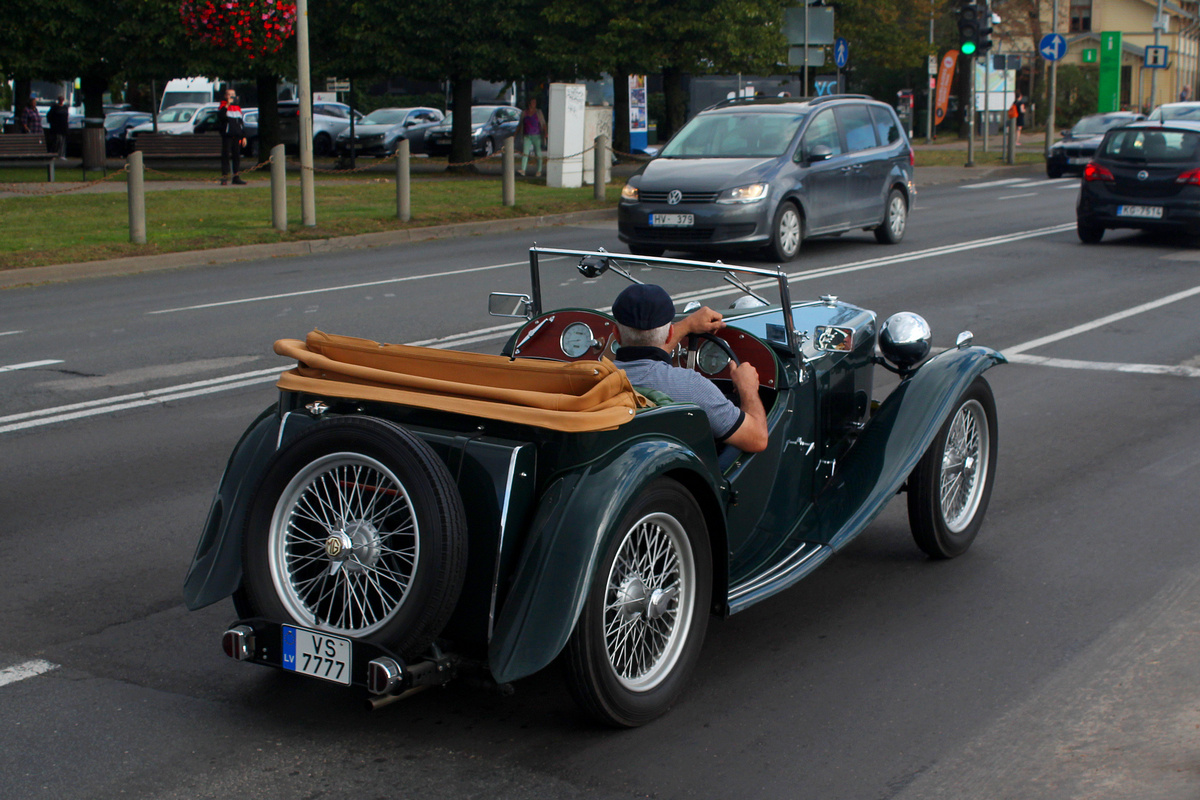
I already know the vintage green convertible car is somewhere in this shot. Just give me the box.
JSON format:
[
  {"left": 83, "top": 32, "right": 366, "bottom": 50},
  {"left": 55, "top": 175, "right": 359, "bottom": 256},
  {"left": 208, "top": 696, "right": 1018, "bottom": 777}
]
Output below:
[{"left": 184, "top": 246, "right": 1004, "bottom": 727}]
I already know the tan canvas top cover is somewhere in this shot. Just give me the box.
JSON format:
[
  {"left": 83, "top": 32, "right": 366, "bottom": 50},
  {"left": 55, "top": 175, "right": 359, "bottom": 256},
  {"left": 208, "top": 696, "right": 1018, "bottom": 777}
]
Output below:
[{"left": 274, "top": 330, "right": 648, "bottom": 432}]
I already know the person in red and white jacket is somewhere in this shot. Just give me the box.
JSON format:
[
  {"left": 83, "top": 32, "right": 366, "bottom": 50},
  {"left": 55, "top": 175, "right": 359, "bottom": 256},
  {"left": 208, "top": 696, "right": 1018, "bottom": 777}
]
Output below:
[{"left": 217, "top": 89, "right": 247, "bottom": 185}]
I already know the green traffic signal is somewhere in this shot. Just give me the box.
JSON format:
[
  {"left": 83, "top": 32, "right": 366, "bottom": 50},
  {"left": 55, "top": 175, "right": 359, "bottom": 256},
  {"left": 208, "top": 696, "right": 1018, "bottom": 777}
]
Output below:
[{"left": 962, "top": 40, "right": 977, "bottom": 55}]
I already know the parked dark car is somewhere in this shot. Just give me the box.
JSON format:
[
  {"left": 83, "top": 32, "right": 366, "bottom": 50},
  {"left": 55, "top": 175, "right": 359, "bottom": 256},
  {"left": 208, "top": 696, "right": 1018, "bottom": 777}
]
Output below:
[
  {"left": 618, "top": 95, "right": 915, "bottom": 262},
  {"left": 336, "top": 107, "right": 444, "bottom": 156},
  {"left": 1045, "top": 111, "right": 1144, "bottom": 178},
  {"left": 184, "top": 246, "right": 1002, "bottom": 727},
  {"left": 104, "top": 111, "right": 152, "bottom": 156},
  {"left": 1077, "top": 120, "right": 1200, "bottom": 243},
  {"left": 423, "top": 105, "right": 521, "bottom": 157}
]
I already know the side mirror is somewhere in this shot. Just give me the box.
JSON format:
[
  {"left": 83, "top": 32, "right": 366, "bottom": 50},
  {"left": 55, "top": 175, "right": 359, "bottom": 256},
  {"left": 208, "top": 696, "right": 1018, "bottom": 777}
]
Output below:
[
  {"left": 807, "top": 144, "right": 834, "bottom": 162},
  {"left": 488, "top": 292, "right": 533, "bottom": 319}
]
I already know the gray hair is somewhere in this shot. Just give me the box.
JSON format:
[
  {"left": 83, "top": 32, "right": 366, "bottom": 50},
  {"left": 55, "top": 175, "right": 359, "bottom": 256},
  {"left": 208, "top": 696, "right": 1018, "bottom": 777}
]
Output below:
[{"left": 617, "top": 322, "right": 671, "bottom": 348}]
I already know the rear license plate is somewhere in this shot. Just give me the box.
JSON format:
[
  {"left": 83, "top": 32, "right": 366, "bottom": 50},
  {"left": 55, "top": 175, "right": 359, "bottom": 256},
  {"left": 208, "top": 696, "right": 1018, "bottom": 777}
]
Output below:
[
  {"left": 1117, "top": 205, "right": 1164, "bottom": 219},
  {"left": 436, "top": 137, "right": 450, "bottom": 145},
  {"left": 282, "top": 625, "right": 351, "bottom": 685},
  {"left": 1067, "top": 157, "right": 1089, "bottom": 165},
  {"left": 650, "top": 213, "right": 694, "bottom": 227}
]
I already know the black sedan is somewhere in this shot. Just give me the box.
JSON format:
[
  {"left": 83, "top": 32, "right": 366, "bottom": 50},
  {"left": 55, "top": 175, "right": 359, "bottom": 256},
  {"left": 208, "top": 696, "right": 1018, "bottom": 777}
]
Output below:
[
  {"left": 1077, "top": 120, "right": 1200, "bottom": 242},
  {"left": 1046, "top": 111, "right": 1144, "bottom": 178},
  {"left": 104, "top": 111, "right": 153, "bottom": 157},
  {"left": 423, "top": 105, "right": 521, "bottom": 157}
]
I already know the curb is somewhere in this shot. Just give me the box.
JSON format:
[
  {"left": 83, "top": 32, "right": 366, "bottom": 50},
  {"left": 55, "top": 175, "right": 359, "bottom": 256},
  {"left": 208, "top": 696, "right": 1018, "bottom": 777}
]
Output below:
[{"left": 0, "top": 208, "right": 618, "bottom": 290}]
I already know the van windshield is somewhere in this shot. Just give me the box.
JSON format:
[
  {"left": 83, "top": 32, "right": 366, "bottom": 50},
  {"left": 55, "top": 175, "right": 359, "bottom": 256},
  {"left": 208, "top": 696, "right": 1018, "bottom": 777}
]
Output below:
[
  {"left": 161, "top": 92, "right": 210, "bottom": 110},
  {"left": 659, "top": 112, "right": 806, "bottom": 158}
]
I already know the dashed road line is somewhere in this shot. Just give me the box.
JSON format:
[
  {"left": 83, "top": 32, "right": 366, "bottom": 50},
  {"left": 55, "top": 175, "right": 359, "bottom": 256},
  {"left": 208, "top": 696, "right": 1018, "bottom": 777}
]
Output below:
[
  {"left": 958, "top": 178, "right": 1029, "bottom": 189},
  {"left": 0, "top": 659, "right": 59, "bottom": 688},
  {"left": 998, "top": 192, "right": 1039, "bottom": 200},
  {"left": 0, "top": 359, "right": 64, "bottom": 374}
]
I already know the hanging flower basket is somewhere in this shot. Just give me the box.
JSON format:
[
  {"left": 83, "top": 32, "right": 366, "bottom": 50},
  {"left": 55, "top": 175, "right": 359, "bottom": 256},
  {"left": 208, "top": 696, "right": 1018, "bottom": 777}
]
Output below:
[{"left": 180, "top": 0, "right": 297, "bottom": 58}]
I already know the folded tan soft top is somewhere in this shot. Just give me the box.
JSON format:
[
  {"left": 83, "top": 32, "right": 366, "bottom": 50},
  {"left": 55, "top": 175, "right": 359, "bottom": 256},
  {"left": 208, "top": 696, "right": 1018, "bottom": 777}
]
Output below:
[{"left": 274, "top": 330, "right": 648, "bottom": 432}]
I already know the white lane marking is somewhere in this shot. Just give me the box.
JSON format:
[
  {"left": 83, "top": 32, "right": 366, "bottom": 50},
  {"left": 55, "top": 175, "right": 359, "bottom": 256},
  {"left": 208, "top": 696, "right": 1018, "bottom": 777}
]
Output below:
[
  {"left": 959, "top": 178, "right": 1028, "bottom": 189},
  {"left": 1006, "top": 284, "right": 1200, "bottom": 355},
  {"left": 998, "top": 192, "right": 1039, "bottom": 200},
  {"left": 0, "top": 359, "right": 64, "bottom": 373},
  {"left": 0, "top": 659, "right": 59, "bottom": 687},
  {"left": 148, "top": 257, "right": 564, "bottom": 315},
  {"left": 1056, "top": 181, "right": 1082, "bottom": 189},
  {"left": 0, "top": 330, "right": 24, "bottom": 337},
  {"left": 3, "top": 224, "right": 1077, "bottom": 435},
  {"left": 1006, "top": 353, "right": 1200, "bottom": 378}
]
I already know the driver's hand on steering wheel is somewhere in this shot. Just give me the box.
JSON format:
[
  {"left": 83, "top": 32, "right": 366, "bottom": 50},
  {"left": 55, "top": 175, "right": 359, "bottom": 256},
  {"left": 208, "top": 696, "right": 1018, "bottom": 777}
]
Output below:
[
  {"left": 730, "top": 361, "right": 760, "bottom": 394},
  {"left": 680, "top": 306, "right": 724, "bottom": 336}
]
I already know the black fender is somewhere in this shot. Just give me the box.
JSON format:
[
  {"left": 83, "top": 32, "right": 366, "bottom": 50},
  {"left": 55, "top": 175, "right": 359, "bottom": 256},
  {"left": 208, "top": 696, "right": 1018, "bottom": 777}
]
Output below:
[
  {"left": 487, "top": 437, "right": 724, "bottom": 685},
  {"left": 182, "top": 406, "right": 319, "bottom": 610},
  {"left": 815, "top": 345, "right": 1005, "bottom": 550}
]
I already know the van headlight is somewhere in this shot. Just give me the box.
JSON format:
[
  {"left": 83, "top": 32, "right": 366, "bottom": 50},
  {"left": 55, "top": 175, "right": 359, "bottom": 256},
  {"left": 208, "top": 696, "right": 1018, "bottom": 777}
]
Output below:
[
  {"left": 716, "top": 183, "right": 769, "bottom": 204},
  {"left": 621, "top": 184, "right": 639, "bottom": 201}
]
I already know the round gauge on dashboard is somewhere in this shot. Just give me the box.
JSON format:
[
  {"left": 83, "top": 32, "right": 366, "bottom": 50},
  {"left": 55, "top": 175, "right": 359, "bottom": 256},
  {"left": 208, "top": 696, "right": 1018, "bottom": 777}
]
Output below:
[
  {"left": 560, "top": 321, "right": 596, "bottom": 358},
  {"left": 697, "top": 340, "right": 731, "bottom": 375}
]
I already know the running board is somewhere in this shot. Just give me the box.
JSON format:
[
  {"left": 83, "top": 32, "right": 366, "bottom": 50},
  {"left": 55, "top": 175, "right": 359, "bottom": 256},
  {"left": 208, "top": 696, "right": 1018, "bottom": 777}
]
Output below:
[{"left": 726, "top": 542, "right": 833, "bottom": 614}]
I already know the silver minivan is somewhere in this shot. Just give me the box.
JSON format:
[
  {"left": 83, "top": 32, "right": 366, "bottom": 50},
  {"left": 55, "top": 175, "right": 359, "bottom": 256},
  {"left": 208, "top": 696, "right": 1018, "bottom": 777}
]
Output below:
[{"left": 618, "top": 95, "right": 915, "bottom": 261}]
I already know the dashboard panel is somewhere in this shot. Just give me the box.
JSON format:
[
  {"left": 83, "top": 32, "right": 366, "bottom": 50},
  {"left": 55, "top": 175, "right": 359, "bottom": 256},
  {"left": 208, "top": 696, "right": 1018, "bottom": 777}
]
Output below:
[{"left": 510, "top": 310, "right": 780, "bottom": 389}]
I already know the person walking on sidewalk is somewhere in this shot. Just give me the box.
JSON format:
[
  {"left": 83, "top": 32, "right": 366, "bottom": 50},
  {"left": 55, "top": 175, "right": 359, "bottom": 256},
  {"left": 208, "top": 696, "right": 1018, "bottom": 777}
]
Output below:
[
  {"left": 518, "top": 97, "right": 547, "bottom": 177},
  {"left": 217, "top": 88, "right": 247, "bottom": 185},
  {"left": 1013, "top": 93, "right": 1027, "bottom": 146}
]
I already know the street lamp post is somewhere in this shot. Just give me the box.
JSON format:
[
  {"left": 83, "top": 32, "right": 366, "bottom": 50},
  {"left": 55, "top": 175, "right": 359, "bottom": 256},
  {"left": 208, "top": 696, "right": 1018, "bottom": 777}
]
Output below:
[{"left": 296, "top": 0, "right": 316, "bottom": 227}]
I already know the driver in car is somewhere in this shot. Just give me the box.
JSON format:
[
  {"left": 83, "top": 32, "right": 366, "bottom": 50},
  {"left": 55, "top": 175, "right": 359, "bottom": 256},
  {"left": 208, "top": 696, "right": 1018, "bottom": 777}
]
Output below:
[{"left": 611, "top": 284, "right": 768, "bottom": 453}]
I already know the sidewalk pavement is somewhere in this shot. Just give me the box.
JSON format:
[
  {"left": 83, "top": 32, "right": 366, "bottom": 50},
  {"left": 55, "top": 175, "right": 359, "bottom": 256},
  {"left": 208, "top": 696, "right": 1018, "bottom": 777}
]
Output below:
[{"left": 0, "top": 141, "right": 1049, "bottom": 289}]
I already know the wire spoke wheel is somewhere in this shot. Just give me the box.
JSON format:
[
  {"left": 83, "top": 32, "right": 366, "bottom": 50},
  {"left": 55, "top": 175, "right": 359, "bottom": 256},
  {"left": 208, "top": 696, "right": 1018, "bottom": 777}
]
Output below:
[
  {"left": 938, "top": 400, "right": 988, "bottom": 533},
  {"left": 565, "top": 478, "right": 711, "bottom": 727},
  {"left": 270, "top": 453, "right": 419, "bottom": 637},
  {"left": 238, "top": 417, "right": 466, "bottom": 658},
  {"left": 908, "top": 377, "right": 997, "bottom": 559},
  {"left": 603, "top": 511, "right": 694, "bottom": 691}
]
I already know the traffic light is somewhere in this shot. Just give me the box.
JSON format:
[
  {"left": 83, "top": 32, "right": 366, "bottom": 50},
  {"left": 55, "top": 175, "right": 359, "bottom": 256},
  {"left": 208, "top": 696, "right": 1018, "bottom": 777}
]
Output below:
[
  {"left": 975, "top": 3, "right": 994, "bottom": 55},
  {"left": 958, "top": 1, "right": 980, "bottom": 56}
]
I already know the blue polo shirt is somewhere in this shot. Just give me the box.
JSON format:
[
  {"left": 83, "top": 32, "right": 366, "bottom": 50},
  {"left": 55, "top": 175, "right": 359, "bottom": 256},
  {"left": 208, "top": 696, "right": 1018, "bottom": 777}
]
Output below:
[{"left": 614, "top": 346, "right": 744, "bottom": 441}]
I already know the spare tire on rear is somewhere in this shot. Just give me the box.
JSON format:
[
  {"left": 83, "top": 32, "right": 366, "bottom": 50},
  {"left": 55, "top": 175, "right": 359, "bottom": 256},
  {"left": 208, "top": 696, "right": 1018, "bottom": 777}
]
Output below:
[{"left": 235, "top": 416, "right": 467, "bottom": 659}]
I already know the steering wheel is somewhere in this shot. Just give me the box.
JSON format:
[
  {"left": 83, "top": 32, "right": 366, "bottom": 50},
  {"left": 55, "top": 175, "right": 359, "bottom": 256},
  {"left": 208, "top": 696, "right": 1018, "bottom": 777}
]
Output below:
[{"left": 686, "top": 332, "right": 740, "bottom": 372}]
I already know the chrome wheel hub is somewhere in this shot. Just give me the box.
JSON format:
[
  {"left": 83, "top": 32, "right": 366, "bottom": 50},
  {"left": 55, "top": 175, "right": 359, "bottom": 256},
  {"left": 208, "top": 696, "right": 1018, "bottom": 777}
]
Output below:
[{"left": 939, "top": 400, "right": 989, "bottom": 533}]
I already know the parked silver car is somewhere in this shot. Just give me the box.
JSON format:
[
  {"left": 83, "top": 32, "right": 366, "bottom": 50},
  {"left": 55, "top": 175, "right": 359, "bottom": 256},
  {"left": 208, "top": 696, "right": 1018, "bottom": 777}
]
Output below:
[
  {"left": 335, "top": 107, "right": 444, "bottom": 156},
  {"left": 279, "top": 101, "right": 363, "bottom": 156}
]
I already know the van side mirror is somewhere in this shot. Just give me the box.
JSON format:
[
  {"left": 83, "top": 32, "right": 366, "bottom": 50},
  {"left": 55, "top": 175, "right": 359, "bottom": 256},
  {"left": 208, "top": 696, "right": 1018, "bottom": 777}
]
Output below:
[{"left": 806, "top": 144, "right": 834, "bottom": 163}]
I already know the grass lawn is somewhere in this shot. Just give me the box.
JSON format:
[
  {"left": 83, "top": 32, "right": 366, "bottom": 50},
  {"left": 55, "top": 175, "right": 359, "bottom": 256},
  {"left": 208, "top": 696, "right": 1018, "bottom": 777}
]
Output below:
[
  {"left": 0, "top": 173, "right": 621, "bottom": 271},
  {"left": 913, "top": 147, "right": 1045, "bottom": 167}
]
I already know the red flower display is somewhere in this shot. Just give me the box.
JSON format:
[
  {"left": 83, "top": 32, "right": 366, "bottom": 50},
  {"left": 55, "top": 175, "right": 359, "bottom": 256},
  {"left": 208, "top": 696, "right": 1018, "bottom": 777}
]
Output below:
[{"left": 180, "top": 0, "right": 297, "bottom": 58}]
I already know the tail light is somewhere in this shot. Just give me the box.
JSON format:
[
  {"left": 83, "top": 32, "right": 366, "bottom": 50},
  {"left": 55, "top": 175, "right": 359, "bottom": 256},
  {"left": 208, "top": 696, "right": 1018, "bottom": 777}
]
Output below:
[
  {"left": 1083, "top": 162, "right": 1114, "bottom": 182},
  {"left": 1176, "top": 168, "right": 1200, "bottom": 185},
  {"left": 908, "top": 147, "right": 914, "bottom": 168}
]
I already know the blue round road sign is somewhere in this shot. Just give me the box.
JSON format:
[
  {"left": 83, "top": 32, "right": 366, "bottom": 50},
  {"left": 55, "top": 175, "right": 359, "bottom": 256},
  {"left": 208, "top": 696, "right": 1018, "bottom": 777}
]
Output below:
[
  {"left": 835, "top": 38, "right": 849, "bottom": 68},
  {"left": 1039, "top": 33, "right": 1067, "bottom": 62}
]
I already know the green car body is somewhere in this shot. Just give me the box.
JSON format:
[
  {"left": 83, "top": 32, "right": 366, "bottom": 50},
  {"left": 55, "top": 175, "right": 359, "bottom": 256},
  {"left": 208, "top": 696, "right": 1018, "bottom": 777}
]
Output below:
[{"left": 184, "top": 247, "right": 1003, "bottom": 724}]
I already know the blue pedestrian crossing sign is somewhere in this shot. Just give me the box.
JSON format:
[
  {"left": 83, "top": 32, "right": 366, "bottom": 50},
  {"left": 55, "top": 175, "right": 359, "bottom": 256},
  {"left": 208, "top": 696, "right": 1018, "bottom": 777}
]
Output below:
[
  {"left": 1040, "top": 33, "right": 1067, "bottom": 61},
  {"left": 835, "top": 38, "right": 849, "bottom": 69}
]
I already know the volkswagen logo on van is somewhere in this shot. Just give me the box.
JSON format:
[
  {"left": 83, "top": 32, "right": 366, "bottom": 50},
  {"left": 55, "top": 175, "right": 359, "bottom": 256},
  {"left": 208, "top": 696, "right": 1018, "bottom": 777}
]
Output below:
[
  {"left": 1138, "top": 170, "right": 1149, "bottom": 181},
  {"left": 667, "top": 189, "right": 682, "bottom": 205}
]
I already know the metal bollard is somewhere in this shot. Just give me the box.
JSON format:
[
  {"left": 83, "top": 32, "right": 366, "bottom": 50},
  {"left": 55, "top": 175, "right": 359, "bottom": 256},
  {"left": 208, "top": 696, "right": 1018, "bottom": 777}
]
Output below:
[
  {"left": 593, "top": 134, "right": 608, "bottom": 201},
  {"left": 270, "top": 144, "right": 287, "bottom": 231},
  {"left": 502, "top": 137, "right": 515, "bottom": 207},
  {"left": 396, "top": 138, "right": 411, "bottom": 221},
  {"left": 127, "top": 151, "right": 146, "bottom": 244}
]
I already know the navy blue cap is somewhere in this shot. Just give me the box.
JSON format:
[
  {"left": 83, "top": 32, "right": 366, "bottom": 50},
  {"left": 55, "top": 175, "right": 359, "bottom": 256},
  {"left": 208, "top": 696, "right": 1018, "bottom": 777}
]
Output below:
[{"left": 612, "top": 284, "right": 675, "bottom": 330}]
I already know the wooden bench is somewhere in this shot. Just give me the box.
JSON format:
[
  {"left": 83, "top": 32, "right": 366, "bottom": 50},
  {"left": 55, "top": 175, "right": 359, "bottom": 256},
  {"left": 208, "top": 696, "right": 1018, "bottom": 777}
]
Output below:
[
  {"left": 0, "top": 133, "right": 57, "bottom": 181},
  {"left": 133, "top": 132, "right": 223, "bottom": 160}
]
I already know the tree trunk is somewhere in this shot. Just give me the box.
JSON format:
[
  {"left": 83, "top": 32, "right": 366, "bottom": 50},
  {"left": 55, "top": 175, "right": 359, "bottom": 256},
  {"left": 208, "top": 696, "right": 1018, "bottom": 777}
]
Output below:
[
  {"left": 448, "top": 74, "right": 475, "bottom": 172},
  {"left": 82, "top": 74, "right": 107, "bottom": 125},
  {"left": 256, "top": 72, "right": 280, "bottom": 161},
  {"left": 661, "top": 68, "right": 688, "bottom": 142},
  {"left": 13, "top": 78, "right": 31, "bottom": 120},
  {"left": 612, "top": 66, "right": 630, "bottom": 154}
]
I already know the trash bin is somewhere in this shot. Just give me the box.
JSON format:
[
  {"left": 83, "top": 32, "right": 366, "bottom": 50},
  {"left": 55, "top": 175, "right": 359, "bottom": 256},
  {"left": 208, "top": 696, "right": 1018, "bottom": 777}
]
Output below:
[{"left": 81, "top": 124, "right": 105, "bottom": 170}]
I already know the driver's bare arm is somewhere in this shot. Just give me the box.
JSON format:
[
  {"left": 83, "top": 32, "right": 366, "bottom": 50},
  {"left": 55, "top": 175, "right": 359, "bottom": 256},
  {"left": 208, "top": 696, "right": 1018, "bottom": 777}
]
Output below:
[
  {"left": 723, "top": 362, "right": 768, "bottom": 452},
  {"left": 666, "top": 306, "right": 724, "bottom": 349}
]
